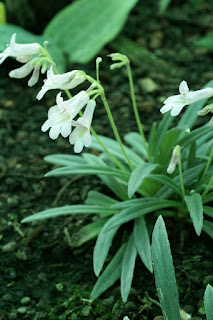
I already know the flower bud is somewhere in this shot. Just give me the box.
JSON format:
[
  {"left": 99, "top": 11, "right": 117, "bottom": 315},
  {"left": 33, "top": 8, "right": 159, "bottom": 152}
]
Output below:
[{"left": 167, "top": 145, "right": 181, "bottom": 174}]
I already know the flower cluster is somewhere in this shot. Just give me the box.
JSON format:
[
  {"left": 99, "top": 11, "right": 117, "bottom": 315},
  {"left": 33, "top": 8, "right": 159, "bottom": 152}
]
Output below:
[
  {"left": 0, "top": 34, "right": 98, "bottom": 153},
  {"left": 0, "top": 33, "right": 55, "bottom": 87},
  {"left": 38, "top": 67, "right": 96, "bottom": 153}
]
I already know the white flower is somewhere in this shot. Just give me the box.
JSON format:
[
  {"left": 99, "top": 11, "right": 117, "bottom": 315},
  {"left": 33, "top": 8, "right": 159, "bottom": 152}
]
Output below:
[
  {"left": 9, "top": 58, "right": 41, "bottom": 86},
  {"left": 0, "top": 33, "right": 41, "bottom": 65},
  {"left": 69, "top": 100, "right": 96, "bottom": 153},
  {"left": 36, "top": 66, "right": 86, "bottom": 100},
  {"left": 41, "top": 91, "right": 89, "bottom": 140},
  {"left": 160, "top": 80, "right": 213, "bottom": 116}
]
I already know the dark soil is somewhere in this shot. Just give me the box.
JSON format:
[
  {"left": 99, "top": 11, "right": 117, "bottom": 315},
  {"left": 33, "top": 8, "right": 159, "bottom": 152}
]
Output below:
[{"left": 1, "top": 0, "right": 213, "bottom": 319}]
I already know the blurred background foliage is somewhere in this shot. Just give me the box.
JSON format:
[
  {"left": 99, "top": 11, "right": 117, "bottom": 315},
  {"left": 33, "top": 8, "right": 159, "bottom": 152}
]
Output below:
[{"left": 3, "top": 0, "right": 72, "bottom": 33}]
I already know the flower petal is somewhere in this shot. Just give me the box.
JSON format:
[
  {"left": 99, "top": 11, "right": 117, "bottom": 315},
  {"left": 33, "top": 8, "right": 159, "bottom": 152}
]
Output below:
[
  {"left": 49, "top": 125, "right": 61, "bottom": 140},
  {"left": 41, "top": 120, "right": 50, "bottom": 132},
  {"left": 170, "top": 103, "right": 186, "bottom": 116},
  {"left": 61, "top": 120, "right": 72, "bottom": 138},
  {"left": 160, "top": 103, "right": 173, "bottom": 114},
  {"left": 179, "top": 80, "right": 189, "bottom": 95},
  {"left": 28, "top": 63, "right": 40, "bottom": 87},
  {"left": 9, "top": 61, "right": 34, "bottom": 79},
  {"left": 74, "top": 138, "right": 84, "bottom": 153}
]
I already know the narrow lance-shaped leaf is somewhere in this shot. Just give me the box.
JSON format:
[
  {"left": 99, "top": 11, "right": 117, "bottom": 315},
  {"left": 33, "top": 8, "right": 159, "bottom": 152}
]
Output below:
[
  {"left": 204, "top": 284, "right": 213, "bottom": 320},
  {"left": 21, "top": 205, "right": 117, "bottom": 223},
  {"left": 71, "top": 217, "right": 108, "bottom": 247},
  {"left": 133, "top": 216, "right": 153, "bottom": 272},
  {"left": 203, "top": 220, "right": 213, "bottom": 239},
  {"left": 184, "top": 193, "right": 203, "bottom": 236},
  {"left": 90, "top": 243, "right": 126, "bottom": 301},
  {"left": 121, "top": 233, "right": 137, "bottom": 302},
  {"left": 128, "top": 163, "right": 158, "bottom": 198},
  {"left": 105, "top": 198, "right": 180, "bottom": 231},
  {"left": 152, "top": 216, "right": 181, "bottom": 320},
  {"left": 93, "top": 224, "right": 120, "bottom": 277}
]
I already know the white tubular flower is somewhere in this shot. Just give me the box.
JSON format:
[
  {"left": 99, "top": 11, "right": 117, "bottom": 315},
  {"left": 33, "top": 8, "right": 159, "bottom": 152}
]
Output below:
[
  {"left": 69, "top": 100, "right": 96, "bottom": 153},
  {"left": 41, "top": 91, "right": 89, "bottom": 140},
  {"left": 0, "top": 33, "right": 41, "bottom": 65},
  {"left": 167, "top": 145, "right": 181, "bottom": 174},
  {"left": 36, "top": 66, "right": 86, "bottom": 100},
  {"left": 160, "top": 80, "right": 213, "bottom": 117}
]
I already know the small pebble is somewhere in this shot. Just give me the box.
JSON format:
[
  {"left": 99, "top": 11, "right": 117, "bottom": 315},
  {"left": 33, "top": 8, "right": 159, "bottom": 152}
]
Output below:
[
  {"left": 2, "top": 293, "right": 13, "bottom": 301},
  {"left": 139, "top": 78, "right": 159, "bottom": 93},
  {"left": 153, "top": 316, "right": 164, "bottom": 320},
  {"left": 21, "top": 296, "right": 31, "bottom": 305},
  {"left": 17, "top": 306, "right": 27, "bottom": 314},
  {"left": 2, "top": 241, "right": 16, "bottom": 253},
  {"left": 82, "top": 305, "right": 91, "bottom": 316},
  {"left": 8, "top": 313, "right": 17, "bottom": 320}
]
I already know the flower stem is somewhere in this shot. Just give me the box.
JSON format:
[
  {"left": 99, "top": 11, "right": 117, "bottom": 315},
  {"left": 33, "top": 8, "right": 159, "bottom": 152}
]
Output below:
[
  {"left": 178, "top": 150, "right": 185, "bottom": 198},
  {"left": 126, "top": 61, "right": 148, "bottom": 156},
  {"left": 100, "top": 92, "right": 134, "bottom": 170},
  {"left": 201, "top": 145, "right": 213, "bottom": 180},
  {"left": 202, "top": 173, "right": 213, "bottom": 197}
]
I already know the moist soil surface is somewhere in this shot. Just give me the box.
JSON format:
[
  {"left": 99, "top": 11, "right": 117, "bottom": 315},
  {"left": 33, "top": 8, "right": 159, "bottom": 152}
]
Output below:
[{"left": 1, "top": 1, "right": 213, "bottom": 319}]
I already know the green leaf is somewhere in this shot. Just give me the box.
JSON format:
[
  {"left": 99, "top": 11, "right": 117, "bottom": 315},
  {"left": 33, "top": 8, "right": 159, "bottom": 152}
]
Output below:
[
  {"left": 204, "top": 284, "right": 213, "bottom": 320},
  {"left": 71, "top": 217, "right": 108, "bottom": 247},
  {"left": 90, "top": 135, "right": 143, "bottom": 166},
  {"left": 203, "top": 192, "right": 213, "bottom": 204},
  {"left": 90, "top": 244, "right": 126, "bottom": 301},
  {"left": 93, "top": 224, "right": 120, "bottom": 277},
  {"left": 149, "top": 174, "right": 182, "bottom": 197},
  {"left": 0, "top": 2, "right": 6, "bottom": 24},
  {"left": 45, "top": 164, "right": 129, "bottom": 180},
  {"left": 153, "top": 113, "right": 174, "bottom": 160},
  {"left": 134, "top": 216, "right": 153, "bottom": 272},
  {"left": 157, "top": 127, "right": 183, "bottom": 166},
  {"left": 203, "top": 220, "right": 213, "bottom": 239},
  {"left": 128, "top": 163, "right": 158, "bottom": 198},
  {"left": 187, "top": 141, "right": 196, "bottom": 169},
  {"left": 156, "top": 163, "right": 205, "bottom": 199},
  {"left": 178, "top": 125, "right": 213, "bottom": 149},
  {"left": 203, "top": 206, "right": 213, "bottom": 218},
  {"left": 21, "top": 205, "right": 117, "bottom": 223},
  {"left": 105, "top": 198, "right": 180, "bottom": 231},
  {"left": 177, "top": 80, "right": 213, "bottom": 129},
  {"left": 44, "top": 0, "right": 138, "bottom": 64},
  {"left": 148, "top": 122, "right": 157, "bottom": 161},
  {"left": 0, "top": 24, "right": 66, "bottom": 72},
  {"left": 121, "top": 233, "right": 137, "bottom": 303},
  {"left": 195, "top": 33, "right": 213, "bottom": 51},
  {"left": 44, "top": 154, "right": 86, "bottom": 166},
  {"left": 184, "top": 193, "right": 203, "bottom": 236},
  {"left": 152, "top": 216, "right": 181, "bottom": 320},
  {"left": 158, "top": 0, "right": 171, "bottom": 14},
  {"left": 82, "top": 153, "right": 129, "bottom": 200},
  {"left": 124, "top": 132, "right": 147, "bottom": 158},
  {"left": 85, "top": 190, "right": 118, "bottom": 206}
]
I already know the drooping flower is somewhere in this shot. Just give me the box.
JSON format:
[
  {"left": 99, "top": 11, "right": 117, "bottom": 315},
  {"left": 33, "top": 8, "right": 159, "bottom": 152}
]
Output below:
[
  {"left": 8, "top": 57, "right": 42, "bottom": 87},
  {"left": 160, "top": 81, "right": 213, "bottom": 116},
  {"left": 167, "top": 145, "right": 181, "bottom": 174},
  {"left": 41, "top": 91, "right": 89, "bottom": 140},
  {"left": 0, "top": 33, "right": 41, "bottom": 65},
  {"left": 36, "top": 66, "right": 86, "bottom": 100},
  {"left": 69, "top": 100, "right": 96, "bottom": 153}
]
